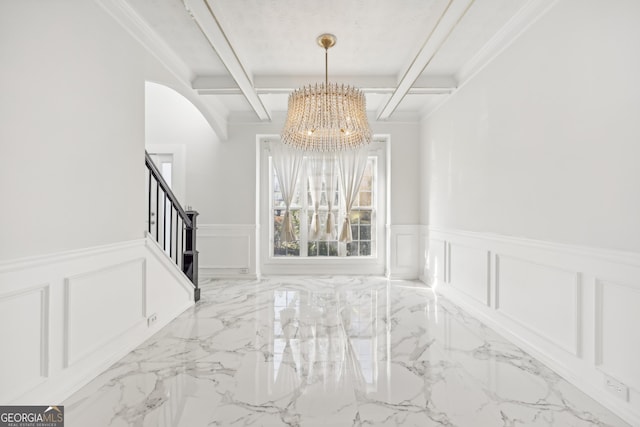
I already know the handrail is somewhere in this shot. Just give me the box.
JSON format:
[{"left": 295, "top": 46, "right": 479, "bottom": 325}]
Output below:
[{"left": 145, "top": 153, "right": 192, "bottom": 228}]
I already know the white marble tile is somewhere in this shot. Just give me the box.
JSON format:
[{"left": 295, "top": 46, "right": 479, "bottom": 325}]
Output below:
[{"left": 64, "top": 276, "right": 629, "bottom": 426}]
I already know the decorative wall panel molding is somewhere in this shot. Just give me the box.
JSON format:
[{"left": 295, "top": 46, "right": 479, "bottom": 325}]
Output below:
[
  {"left": 449, "top": 243, "right": 489, "bottom": 305},
  {"left": 389, "top": 225, "right": 420, "bottom": 279},
  {"left": 0, "top": 285, "right": 49, "bottom": 403},
  {"left": 495, "top": 254, "right": 581, "bottom": 356},
  {"left": 0, "top": 237, "right": 193, "bottom": 405},
  {"left": 197, "top": 224, "right": 255, "bottom": 278},
  {"left": 64, "top": 259, "right": 145, "bottom": 367},
  {"left": 425, "top": 227, "right": 640, "bottom": 426},
  {"left": 595, "top": 279, "right": 640, "bottom": 392}
]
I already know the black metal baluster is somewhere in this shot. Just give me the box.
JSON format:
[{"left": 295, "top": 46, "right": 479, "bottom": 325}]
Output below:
[
  {"left": 163, "top": 192, "right": 167, "bottom": 251},
  {"left": 155, "top": 180, "right": 160, "bottom": 240},
  {"left": 174, "top": 214, "right": 178, "bottom": 265},
  {"left": 169, "top": 204, "right": 173, "bottom": 258},
  {"left": 181, "top": 219, "right": 185, "bottom": 269},
  {"left": 147, "top": 170, "right": 152, "bottom": 233}
]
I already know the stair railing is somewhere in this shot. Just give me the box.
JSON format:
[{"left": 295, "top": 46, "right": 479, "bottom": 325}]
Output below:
[{"left": 145, "top": 151, "right": 200, "bottom": 302}]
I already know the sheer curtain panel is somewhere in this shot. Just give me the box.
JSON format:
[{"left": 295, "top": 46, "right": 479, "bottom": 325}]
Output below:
[
  {"left": 272, "top": 142, "right": 303, "bottom": 242},
  {"left": 307, "top": 154, "right": 323, "bottom": 241},
  {"left": 324, "top": 153, "right": 338, "bottom": 240},
  {"left": 337, "top": 147, "right": 368, "bottom": 243}
]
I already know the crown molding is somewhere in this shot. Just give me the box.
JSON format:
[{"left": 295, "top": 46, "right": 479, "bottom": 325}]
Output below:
[
  {"left": 95, "top": 0, "right": 229, "bottom": 139},
  {"left": 96, "top": 0, "right": 192, "bottom": 82},
  {"left": 455, "top": 0, "right": 561, "bottom": 87},
  {"left": 421, "top": 0, "right": 561, "bottom": 122}
]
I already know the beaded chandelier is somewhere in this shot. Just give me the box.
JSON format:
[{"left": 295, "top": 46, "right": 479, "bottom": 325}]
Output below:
[{"left": 282, "top": 34, "right": 372, "bottom": 152}]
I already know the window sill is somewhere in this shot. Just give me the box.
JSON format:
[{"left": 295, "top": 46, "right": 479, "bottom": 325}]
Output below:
[{"left": 264, "top": 256, "right": 380, "bottom": 265}]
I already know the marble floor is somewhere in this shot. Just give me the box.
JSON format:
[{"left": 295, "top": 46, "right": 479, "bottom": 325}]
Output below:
[{"left": 65, "top": 277, "right": 629, "bottom": 426}]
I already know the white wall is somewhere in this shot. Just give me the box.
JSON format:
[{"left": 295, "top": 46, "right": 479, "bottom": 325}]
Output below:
[
  {"left": 145, "top": 81, "right": 219, "bottom": 203},
  {"left": 371, "top": 119, "right": 420, "bottom": 226},
  {"left": 422, "top": 0, "right": 640, "bottom": 253},
  {"left": 0, "top": 0, "right": 196, "bottom": 404},
  {"left": 146, "top": 109, "right": 423, "bottom": 277},
  {"left": 0, "top": 0, "right": 146, "bottom": 261},
  {"left": 421, "top": 1, "right": 640, "bottom": 424}
]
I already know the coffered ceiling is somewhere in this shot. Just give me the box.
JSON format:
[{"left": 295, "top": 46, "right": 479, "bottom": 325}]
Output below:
[{"left": 101, "top": 0, "right": 557, "bottom": 138}]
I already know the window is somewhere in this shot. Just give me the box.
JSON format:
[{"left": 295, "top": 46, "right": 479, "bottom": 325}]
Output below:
[{"left": 271, "top": 155, "right": 377, "bottom": 258}]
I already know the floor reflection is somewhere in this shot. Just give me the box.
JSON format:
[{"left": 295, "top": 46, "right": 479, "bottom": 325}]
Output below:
[
  {"left": 64, "top": 276, "right": 629, "bottom": 427},
  {"left": 270, "top": 287, "right": 378, "bottom": 397}
]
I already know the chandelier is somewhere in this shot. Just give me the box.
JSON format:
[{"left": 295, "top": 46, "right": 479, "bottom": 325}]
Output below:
[{"left": 282, "top": 34, "right": 372, "bottom": 152}]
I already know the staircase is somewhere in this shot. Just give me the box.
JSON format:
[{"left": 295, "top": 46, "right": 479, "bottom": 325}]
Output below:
[{"left": 145, "top": 151, "right": 200, "bottom": 301}]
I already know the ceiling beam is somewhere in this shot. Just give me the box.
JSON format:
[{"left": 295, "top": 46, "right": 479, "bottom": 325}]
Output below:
[
  {"left": 183, "top": 0, "right": 270, "bottom": 121},
  {"left": 192, "top": 75, "right": 457, "bottom": 95},
  {"left": 376, "top": 0, "right": 475, "bottom": 120}
]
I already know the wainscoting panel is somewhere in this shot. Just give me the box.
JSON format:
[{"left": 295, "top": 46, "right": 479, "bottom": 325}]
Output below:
[
  {"left": 0, "top": 237, "right": 193, "bottom": 405},
  {"left": 425, "top": 238, "right": 446, "bottom": 285},
  {"left": 64, "top": 259, "right": 145, "bottom": 367},
  {"left": 449, "top": 243, "right": 489, "bottom": 305},
  {"left": 426, "top": 227, "right": 640, "bottom": 426},
  {"left": 0, "top": 285, "right": 49, "bottom": 403},
  {"left": 389, "top": 225, "right": 420, "bottom": 279},
  {"left": 496, "top": 255, "right": 580, "bottom": 356},
  {"left": 596, "top": 279, "right": 640, "bottom": 392},
  {"left": 198, "top": 224, "right": 255, "bottom": 278}
]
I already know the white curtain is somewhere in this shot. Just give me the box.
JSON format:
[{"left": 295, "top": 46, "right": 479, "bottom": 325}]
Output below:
[
  {"left": 306, "top": 154, "right": 323, "bottom": 241},
  {"left": 323, "top": 153, "right": 338, "bottom": 240},
  {"left": 272, "top": 142, "right": 303, "bottom": 242},
  {"left": 337, "top": 147, "right": 368, "bottom": 243}
]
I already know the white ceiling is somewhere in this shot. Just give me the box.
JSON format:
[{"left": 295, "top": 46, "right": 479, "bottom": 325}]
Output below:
[{"left": 114, "top": 0, "right": 551, "bottom": 133}]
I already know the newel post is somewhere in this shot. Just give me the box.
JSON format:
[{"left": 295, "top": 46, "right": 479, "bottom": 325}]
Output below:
[{"left": 183, "top": 210, "right": 200, "bottom": 302}]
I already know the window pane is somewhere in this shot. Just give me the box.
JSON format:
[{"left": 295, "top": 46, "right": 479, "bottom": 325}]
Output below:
[
  {"left": 328, "top": 242, "right": 338, "bottom": 256},
  {"left": 308, "top": 241, "right": 318, "bottom": 257},
  {"left": 273, "top": 209, "right": 300, "bottom": 256},
  {"left": 359, "top": 191, "right": 372, "bottom": 207},
  {"left": 360, "top": 225, "right": 371, "bottom": 240},
  {"left": 360, "top": 241, "right": 371, "bottom": 256},
  {"left": 270, "top": 154, "right": 377, "bottom": 259},
  {"left": 318, "top": 241, "right": 328, "bottom": 256},
  {"left": 346, "top": 242, "right": 358, "bottom": 256}
]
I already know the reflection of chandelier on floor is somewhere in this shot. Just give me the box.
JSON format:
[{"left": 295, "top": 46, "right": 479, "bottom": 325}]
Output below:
[{"left": 282, "top": 34, "right": 372, "bottom": 152}]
